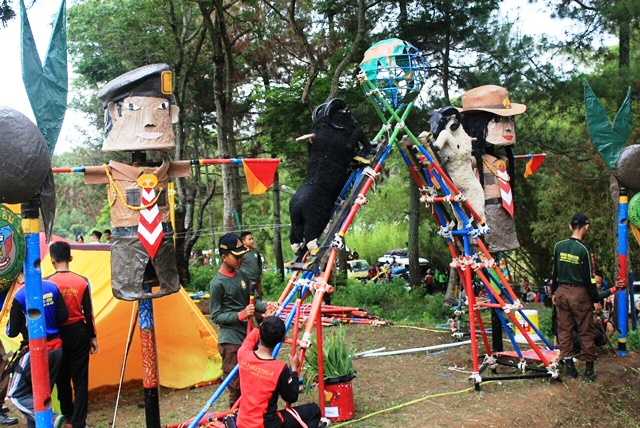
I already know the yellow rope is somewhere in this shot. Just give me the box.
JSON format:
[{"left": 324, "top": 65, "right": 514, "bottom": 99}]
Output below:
[
  {"left": 391, "top": 324, "right": 449, "bottom": 334},
  {"left": 332, "top": 386, "right": 475, "bottom": 427},
  {"left": 103, "top": 164, "right": 163, "bottom": 211}
]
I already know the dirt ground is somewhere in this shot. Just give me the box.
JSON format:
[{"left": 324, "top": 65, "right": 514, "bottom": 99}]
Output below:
[{"left": 10, "top": 324, "right": 640, "bottom": 427}]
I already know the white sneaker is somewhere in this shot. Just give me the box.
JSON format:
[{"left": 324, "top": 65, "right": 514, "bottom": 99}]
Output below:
[{"left": 319, "top": 417, "right": 332, "bottom": 427}]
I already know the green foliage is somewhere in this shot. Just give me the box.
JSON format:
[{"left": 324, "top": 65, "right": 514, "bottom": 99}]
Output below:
[
  {"left": 261, "top": 270, "right": 289, "bottom": 301},
  {"left": 627, "top": 328, "right": 640, "bottom": 352},
  {"left": 331, "top": 279, "right": 449, "bottom": 325},
  {"left": 0, "top": 0, "right": 15, "bottom": 27},
  {"left": 538, "top": 307, "right": 554, "bottom": 340},
  {"left": 345, "top": 159, "right": 450, "bottom": 269},
  {"left": 304, "top": 326, "right": 355, "bottom": 385},
  {"left": 52, "top": 148, "right": 114, "bottom": 239},
  {"left": 188, "top": 265, "right": 216, "bottom": 292}
]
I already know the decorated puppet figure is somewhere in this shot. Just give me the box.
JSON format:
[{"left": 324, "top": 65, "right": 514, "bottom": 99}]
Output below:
[
  {"left": 82, "top": 64, "right": 190, "bottom": 301},
  {"left": 429, "top": 107, "right": 485, "bottom": 224},
  {"left": 289, "top": 98, "right": 370, "bottom": 256},
  {"left": 460, "top": 85, "right": 526, "bottom": 252}
]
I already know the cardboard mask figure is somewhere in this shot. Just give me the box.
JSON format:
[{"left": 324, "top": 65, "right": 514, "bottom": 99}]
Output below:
[
  {"left": 85, "top": 64, "right": 190, "bottom": 301},
  {"left": 486, "top": 117, "right": 516, "bottom": 146},
  {"left": 104, "top": 96, "right": 179, "bottom": 152},
  {"left": 460, "top": 85, "right": 526, "bottom": 252}
]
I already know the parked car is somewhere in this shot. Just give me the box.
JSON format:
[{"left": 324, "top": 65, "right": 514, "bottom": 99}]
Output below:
[
  {"left": 377, "top": 249, "right": 430, "bottom": 270},
  {"left": 347, "top": 259, "right": 370, "bottom": 281}
]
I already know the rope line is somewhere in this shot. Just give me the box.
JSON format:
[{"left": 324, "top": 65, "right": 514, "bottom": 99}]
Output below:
[
  {"left": 332, "top": 386, "right": 476, "bottom": 427},
  {"left": 391, "top": 324, "right": 451, "bottom": 334}
]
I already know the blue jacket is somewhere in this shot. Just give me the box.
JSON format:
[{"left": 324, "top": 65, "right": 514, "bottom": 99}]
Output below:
[{"left": 7, "top": 280, "right": 68, "bottom": 341}]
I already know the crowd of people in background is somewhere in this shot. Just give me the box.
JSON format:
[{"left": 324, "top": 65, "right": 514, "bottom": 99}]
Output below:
[{"left": 74, "top": 229, "right": 112, "bottom": 244}]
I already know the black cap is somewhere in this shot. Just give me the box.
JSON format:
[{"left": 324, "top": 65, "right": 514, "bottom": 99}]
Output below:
[
  {"left": 218, "top": 233, "right": 249, "bottom": 256},
  {"left": 97, "top": 63, "right": 174, "bottom": 105},
  {"left": 570, "top": 213, "right": 590, "bottom": 228}
]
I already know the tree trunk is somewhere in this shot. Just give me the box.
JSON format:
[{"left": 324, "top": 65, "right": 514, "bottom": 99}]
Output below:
[
  {"left": 273, "top": 170, "right": 285, "bottom": 281},
  {"left": 618, "top": 14, "right": 630, "bottom": 76},
  {"left": 328, "top": 0, "right": 366, "bottom": 99},
  {"left": 442, "top": 29, "right": 451, "bottom": 104},
  {"left": 200, "top": 1, "right": 242, "bottom": 231},
  {"left": 398, "top": 0, "right": 408, "bottom": 37},
  {"left": 174, "top": 206, "right": 190, "bottom": 285},
  {"left": 408, "top": 180, "right": 421, "bottom": 287}
]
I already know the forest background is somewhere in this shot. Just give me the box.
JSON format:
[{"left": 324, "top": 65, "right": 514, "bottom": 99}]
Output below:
[{"left": 3, "top": 0, "right": 639, "bottom": 287}]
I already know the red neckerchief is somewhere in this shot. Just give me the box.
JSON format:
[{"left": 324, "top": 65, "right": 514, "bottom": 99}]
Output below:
[{"left": 219, "top": 265, "right": 237, "bottom": 278}]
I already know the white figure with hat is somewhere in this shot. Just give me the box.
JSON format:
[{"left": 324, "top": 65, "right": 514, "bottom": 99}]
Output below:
[{"left": 460, "top": 85, "right": 526, "bottom": 252}]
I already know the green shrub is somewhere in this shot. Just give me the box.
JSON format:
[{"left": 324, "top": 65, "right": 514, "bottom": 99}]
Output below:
[
  {"left": 627, "top": 328, "right": 640, "bottom": 351},
  {"left": 331, "top": 279, "right": 450, "bottom": 325},
  {"left": 538, "top": 307, "right": 554, "bottom": 339},
  {"left": 261, "top": 270, "right": 289, "bottom": 300},
  {"left": 188, "top": 265, "right": 216, "bottom": 292}
]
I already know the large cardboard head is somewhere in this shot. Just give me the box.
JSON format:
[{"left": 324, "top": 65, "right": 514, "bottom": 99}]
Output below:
[
  {"left": 460, "top": 85, "right": 526, "bottom": 147},
  {"left": 98, "top": 64, "right": 179, "bottom": 152}
]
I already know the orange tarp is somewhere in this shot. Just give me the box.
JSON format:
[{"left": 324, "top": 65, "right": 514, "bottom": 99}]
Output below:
[{"left": 1, "top": 240, "right": 222, "bottom": 390}]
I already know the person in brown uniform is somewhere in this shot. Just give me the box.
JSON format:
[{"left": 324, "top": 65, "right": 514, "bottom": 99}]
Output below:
[{"left": 551, "top": 213, "right": 599, "bottom": 381}]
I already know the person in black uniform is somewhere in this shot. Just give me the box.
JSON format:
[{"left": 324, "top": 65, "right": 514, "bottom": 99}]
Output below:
[{"left": 551, "top": 213, "right": 599, "bottom": 381}]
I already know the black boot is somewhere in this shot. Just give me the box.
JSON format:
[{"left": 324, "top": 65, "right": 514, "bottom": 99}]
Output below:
[
  {"left": 583, "top": 361, "right": 596, "bottom": 382},
  {"left": 563, "top": 358, "right": 578, "bottom": 378}
]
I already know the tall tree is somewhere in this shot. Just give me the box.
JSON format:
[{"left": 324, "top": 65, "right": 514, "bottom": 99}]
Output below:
[{"left": 198, "top": 0, "right": 244, "bottom": 231}]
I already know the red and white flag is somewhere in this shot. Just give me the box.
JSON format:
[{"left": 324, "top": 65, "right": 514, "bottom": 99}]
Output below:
[
  {"left": 138, "top": 187, "right": 164, "bottom": 259},
  {"left": 495, "top": 165, "right": 514, "bottom": 218}
]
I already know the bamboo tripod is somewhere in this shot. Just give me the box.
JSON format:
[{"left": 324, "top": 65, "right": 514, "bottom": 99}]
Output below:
[{"left": 185, "top": 75, "right": 561, "bottom": 428}]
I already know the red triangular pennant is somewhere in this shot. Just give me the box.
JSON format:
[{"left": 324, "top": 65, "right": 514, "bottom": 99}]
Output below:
[{"left": 243, "top": 159, "right": 280, "bottom": 195}]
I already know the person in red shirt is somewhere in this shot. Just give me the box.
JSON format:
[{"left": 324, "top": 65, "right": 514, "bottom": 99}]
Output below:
[
  {"left": 235, "top": 316, "right": 330, "bottom": 428},
  {"left": 46, "top": 242, "right": 98, "bottom": 428}
]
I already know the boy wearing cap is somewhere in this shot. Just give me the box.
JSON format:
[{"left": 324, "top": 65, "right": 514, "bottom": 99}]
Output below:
[
  {"left": 551, "top": 213, "right": 599, "bottom": 381},
  {"left": 210, "top": 233, "right": 269, "bottom": 406}
]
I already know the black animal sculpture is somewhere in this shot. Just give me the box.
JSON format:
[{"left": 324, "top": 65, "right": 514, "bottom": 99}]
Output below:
[{"left": 289, "top": 99, "right": 369, "bottom": 256}]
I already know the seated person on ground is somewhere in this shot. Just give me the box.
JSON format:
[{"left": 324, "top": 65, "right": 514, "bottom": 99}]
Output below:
[{"left": 235, "top": 316, "right": 330, "bottom": 428}]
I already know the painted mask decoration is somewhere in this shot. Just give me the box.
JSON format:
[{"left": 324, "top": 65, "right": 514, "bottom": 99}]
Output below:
[
  {"left": 98, "top": 63, "right": 179, "bottom": 152},
  {"left": 486, "top": 116, "right": 516, "bottom": 146},
  {"left": 0, "top": 205, "right": 25, "bottom": 288}
]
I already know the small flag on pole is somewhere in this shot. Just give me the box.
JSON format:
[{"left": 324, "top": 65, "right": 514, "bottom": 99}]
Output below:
[
  {"left": 243, "top": 159, "right": 281, "bottom": 195},
  {"left": 524, "top": 154, "right": 546, "bottom": 178}
]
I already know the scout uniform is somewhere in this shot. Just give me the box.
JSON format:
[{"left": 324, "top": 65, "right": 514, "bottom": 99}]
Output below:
[
  {"left": 552, "top": 227, "right": 599, "bottom": 364},
  {"left": 86, "top": 63, "right": 188, "bottom": 300},
  {"left": 210, "top": 233, "right": 267, "bottom": 406},
  {"left": 240, "top": 248, "right": 263, "bottom": 298}
]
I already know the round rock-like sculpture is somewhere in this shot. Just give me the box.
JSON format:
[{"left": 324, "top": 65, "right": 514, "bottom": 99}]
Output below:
[
  {"left": 614, "top": 145, "right": 640, "bottom": 192},
  {"left": 0, "top": 107, "right": 51, "bottom": 203}
]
